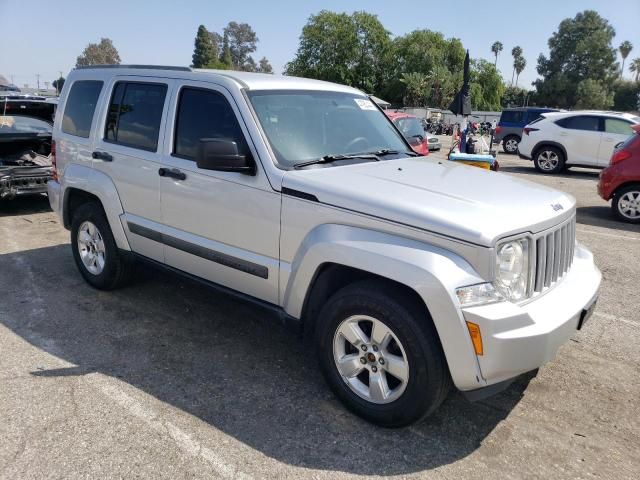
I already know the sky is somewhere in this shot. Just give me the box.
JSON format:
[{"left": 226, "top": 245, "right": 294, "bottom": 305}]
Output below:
[{"left": 1, "top": 0, "right": 639, "bottom": 91}]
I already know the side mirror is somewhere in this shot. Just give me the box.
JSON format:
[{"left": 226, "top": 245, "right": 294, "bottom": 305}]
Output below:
[{"left": 196, "top": 139, "right": 255, "bottom": 175}]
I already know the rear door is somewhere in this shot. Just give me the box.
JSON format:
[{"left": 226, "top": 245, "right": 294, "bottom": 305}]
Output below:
[
  {"left": 555, "top": 115, "right": 602, "bottom": 166},
  {"left": 598, "top": 118, "right": 635, "bottom": 165},
  {"left": 92, "top": 76, "right": 174, "bottom": 262}
]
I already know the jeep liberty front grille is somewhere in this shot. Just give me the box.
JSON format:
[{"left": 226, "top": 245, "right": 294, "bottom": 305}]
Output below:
[{"left": 533, "top": 214, "right": 576, "bottom": 294}]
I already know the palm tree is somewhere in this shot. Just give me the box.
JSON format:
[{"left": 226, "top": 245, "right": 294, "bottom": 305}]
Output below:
[
  {"left": 619, "top": 41, "right": 633, "bottom": 78},
  {"left": 630, "top": 58, "right": 640, "bottom": 82},
  {"left": 514, "top": 57, "right": 526, "bottom": 87},
  {"left": 491, "top": 41, "right": 503, "bottom": 68},
  {"left": 511, "top": 46, "right": 523, "bottom": 85}
]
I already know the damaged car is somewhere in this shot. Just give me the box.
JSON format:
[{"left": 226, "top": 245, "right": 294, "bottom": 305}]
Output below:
[{"left": 0, "top": 96, "right": 55, "bottom": 200}]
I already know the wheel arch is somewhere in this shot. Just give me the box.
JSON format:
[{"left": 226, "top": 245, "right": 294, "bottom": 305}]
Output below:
[
  {"left": 532, "top": 141, "right": 568, "bottom": 163},
  {"left": 283, "top": 224, "right": 487, "bottom": 390},
  {"left": 61, "top": 164, "right": 130, "bottom": 250}
]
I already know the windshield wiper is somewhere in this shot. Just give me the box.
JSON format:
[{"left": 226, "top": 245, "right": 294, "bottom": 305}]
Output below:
[{"left": 293, "top": 153, "right": 380, "bottom": 169}]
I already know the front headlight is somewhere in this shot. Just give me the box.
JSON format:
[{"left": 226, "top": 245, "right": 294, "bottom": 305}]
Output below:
[{"left": 495, "top": 238, "right": 530, "bottom": 301}]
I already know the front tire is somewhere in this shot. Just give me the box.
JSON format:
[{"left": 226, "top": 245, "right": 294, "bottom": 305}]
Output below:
[
  {"left": 534, "top": 146, "right": 565, "bottom": 174},
  {"left": 502, "top": 135, "right": 520, "bottom": 154},
  {"left": 315, "top": 280, "right": 450, "bottom": 427},
  {"left": 71, "top": 202, "right": 133, "bottom": 289},
  {"left": 612, "top": 184, "right": 640, "bottom": 223}
]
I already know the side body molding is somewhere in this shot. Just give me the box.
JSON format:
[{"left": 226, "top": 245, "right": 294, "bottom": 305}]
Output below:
[
  {"left": 281, "top": 224, "right": 487, "bottom": 390},
  {"left": 61, "top": 163, "right": 131, "bottom": 250}
]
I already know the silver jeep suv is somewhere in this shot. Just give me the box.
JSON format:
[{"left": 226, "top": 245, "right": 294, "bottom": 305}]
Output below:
[{"left": 48, "top": 66, "right": 601, "bottom": 426}]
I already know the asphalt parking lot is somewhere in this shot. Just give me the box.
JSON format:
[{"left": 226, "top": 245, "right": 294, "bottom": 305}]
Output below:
[{"left": 1, "top": 139, "right": 638, "bottom": 479}]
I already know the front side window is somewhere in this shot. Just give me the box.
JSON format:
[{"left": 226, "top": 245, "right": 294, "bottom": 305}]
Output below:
[
  {"left": 247, "top": 90, "right": 411, "bottom": 168},
  {"left": 105, "top": 82, "right": 167, "bottom": 151},
  {"left": 173, "top": 88, "right": 248, "bottom": 160},
  {"left": 605, "top": 118, "right": 633, "bottom": 135},
  {"left": 62, "top": 80, "right": 103, "bottom": 138},
  {"left": 556, "top": 116, "right": 600, "bottom": 132}
]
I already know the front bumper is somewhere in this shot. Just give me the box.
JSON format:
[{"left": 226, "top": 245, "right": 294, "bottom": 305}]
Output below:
[
  {"left": 460, "top": 243, "right": 601, "bottom": 388},
  {"left": 518, "top": 151, "right": 532, "bottom": 160}
]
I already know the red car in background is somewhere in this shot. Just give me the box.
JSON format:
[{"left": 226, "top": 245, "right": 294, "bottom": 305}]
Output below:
[
  {"left": 385, "top": 111, "right": 429, "bottom": 156},
  {"left": 597, "top": 124, "right": 640, "bottom": 223}
]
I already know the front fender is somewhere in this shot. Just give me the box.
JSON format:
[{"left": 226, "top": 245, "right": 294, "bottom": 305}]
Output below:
[
  {"left": 282, "top": 224, "right": 487, "bottom": 390},
  {"left": 62, "top": 164, "right": 130, "bottom": 250}
]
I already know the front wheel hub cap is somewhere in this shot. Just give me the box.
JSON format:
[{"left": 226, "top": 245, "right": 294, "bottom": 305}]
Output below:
[{"left": 77, "top": 220, "right": 106, "bottom": 275}]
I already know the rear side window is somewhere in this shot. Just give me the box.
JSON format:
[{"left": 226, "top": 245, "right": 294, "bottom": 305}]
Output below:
[
  {"left": 61, "top": 80, "right": 103, "bottom": 138},
  {"left": 173, "top": 87, "right": 248, "bottom": 160},
  {"left": 604, "top": 118, "right": 634, "bottom": 135},
  {"left": 500, "top": 110, "right": 524, "bottom": 124},
  {"left": 105, "top": 82, "right": 167, "bottom": 151},
  {"left": 556, "top": 116, "right": 600, "bottom": 132}
]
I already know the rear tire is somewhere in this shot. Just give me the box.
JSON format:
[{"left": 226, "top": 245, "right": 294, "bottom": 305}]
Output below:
[
  {"left": 612, "top": 184, "right": 640, "bottom": 223},
  {"left": 71, "top": 202, "right": 134, "bottom": 289},
  {"left": 315, "top": 280, "right": 450, "bottom": 427},
  {"left": 502, "top": 135, "right": 520, "bottom": 154},
  {"left": 534, "top": 146, "right": 565, "bottom": 174}
]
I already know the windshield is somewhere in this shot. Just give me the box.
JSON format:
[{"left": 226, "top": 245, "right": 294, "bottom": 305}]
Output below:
[
  {"left": 247, "top": 90, "right": 411, "bottom": 168},
  {"left": 0, "top": 115, "right": 52, "bottom": 134},
  {"left": 393, "top": 117, "right": 424, "bottom": 138}
]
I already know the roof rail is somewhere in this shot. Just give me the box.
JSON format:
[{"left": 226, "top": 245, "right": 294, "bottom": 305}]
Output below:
[{"left": 75, "top": 64, "right": 191, "bottom": 72}]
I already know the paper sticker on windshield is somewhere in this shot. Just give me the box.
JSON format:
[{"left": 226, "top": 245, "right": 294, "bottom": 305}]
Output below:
[{"left": 354, "top": 98, "right": 377, "bottom": 111}]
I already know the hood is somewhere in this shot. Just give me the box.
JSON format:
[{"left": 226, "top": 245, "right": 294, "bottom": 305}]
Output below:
[{"left": 282, "top": 157, "right": 575, "bottom": 246}]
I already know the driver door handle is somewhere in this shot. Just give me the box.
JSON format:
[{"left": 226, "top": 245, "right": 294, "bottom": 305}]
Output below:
[
  {"left": 92, "top": 151, "right": 113, "bottom": 162},
  {"left": 158, "top": 167, "right": 186, "bottom": 181}
]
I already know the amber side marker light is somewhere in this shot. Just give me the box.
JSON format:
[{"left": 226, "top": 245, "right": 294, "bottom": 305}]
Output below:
[{"left": 466, "top": 321, "right": 484, "bottom": 356}]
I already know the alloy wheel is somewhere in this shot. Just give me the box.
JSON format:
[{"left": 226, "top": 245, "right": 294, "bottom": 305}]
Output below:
[
  {"left": 77, "top": 220, "right": 106, "bottom": 275},
  {"left": 618, "top": 190, "right": 640, "bottom": 219},
  {"left": 505, "top": 138, "right": 518, "bottom": 152},
  {"left": 333, "top": 315, "right": 409, "bottom": 404},
  {"left": 537, "top": 150, "right": 559, "bottom": 171}
]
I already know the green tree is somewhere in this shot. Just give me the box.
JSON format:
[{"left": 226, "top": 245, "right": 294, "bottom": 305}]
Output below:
[
  {"left": 192, "top": 25, "right": 217, "bottom": 68},
  {"left": 221, "top": 33, "right": 233, "bottom": 68},
  {"left": 400, "top": 72, "right": 428, "bottom": 106},
  {"left": 256, "top": 57, "right": 273, "bottom": 73},
  {"left": 619, "top": 41, "right": 633, "bottom": 78},
  {"left": 514, "top": 56, "right": 526, "bottom": 87},
  {"left": 630, "top": 58, "right": 640, "bottom": 82},
  {"left": 534, "top": 10, "right": 618, "bottom": 108},
  {"left": 285, "top": 11, "right": 392, "bottom": 93},
  {"left": 502, "top": 86, "right": 529, "bottom": 108},
  {"left": 510, "top": 46, "right": 522, "bottom": 85},
  {"left": 469, "top": 59, "right": 504, "bottom": 110},
  {"left": 575, "top": 79, "right": 613, "bottom": 109},
  {"left": 385, "top": 29, "right": 465, "bottom": 105},
  {"left": 224, "top": 21, "right": 258, "bottom": 71},
  {"left": 613, "top": 80, "right": 640, "bottom": 111},
  {"left": 52, "top": 76, "right": 65, "bottom": 94},
  {"left": 75, "top": 38, "right": 121, "bottom": 67},
  {"left": 491, "top": 41, "right": 503, "bottom": 67}
]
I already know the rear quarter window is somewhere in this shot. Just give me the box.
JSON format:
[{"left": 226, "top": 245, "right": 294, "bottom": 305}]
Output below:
[
  {"left": 61, "top": 80, "right": 103, "bottom": 138},
  {"left": 555, "top": 116, "right": 600, "bottom": 132}
]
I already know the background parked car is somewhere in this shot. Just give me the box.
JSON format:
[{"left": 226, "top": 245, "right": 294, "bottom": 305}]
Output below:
[
  {"left": 495, "top": 107, "right": 558, "bottom": 154},
  {"left": 385, "top": 111, "right": 429, "bottom": 155},
  {"left": 598, "top": 124, "right": 640, "bottom": 223},
  {"left": 0, "top": 95, "right": 55, "bottom": 199},
  {"left": 518, "top": 111, "right": 640, "bottom": 174}
]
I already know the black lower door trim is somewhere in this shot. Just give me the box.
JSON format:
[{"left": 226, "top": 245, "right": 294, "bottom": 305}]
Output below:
[{"left": 127, "top": 221, "right": 269, "bottom": 279}]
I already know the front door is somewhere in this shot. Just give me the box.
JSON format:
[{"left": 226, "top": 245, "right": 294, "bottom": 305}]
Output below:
[
  {"left": 92, "top": 76, "right": 174, "bottom": 262},
  {"left": 158, "top": 82, "right": 280, "bottom": 304},
  {"left": 556, "top": 115, "right": 602, "bottom": 166}
]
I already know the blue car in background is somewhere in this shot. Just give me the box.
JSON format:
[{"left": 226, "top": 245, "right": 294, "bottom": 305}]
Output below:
[{"left": 494, "top": 107, "right": 558, "bottom": 154}]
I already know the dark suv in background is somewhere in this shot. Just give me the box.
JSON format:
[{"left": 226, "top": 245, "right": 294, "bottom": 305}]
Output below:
[{"left": 495, "top": 107, "right": 558, "bottom": 154}]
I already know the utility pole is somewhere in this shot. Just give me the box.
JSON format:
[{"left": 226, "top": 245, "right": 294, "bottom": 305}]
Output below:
[{"left": 36, "top": 73, "right": 41, "bottom": 90}]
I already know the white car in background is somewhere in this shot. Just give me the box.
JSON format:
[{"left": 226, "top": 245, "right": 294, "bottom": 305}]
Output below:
[{"left": 518, "top": 111, "right": 640, "bottom": 174}]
